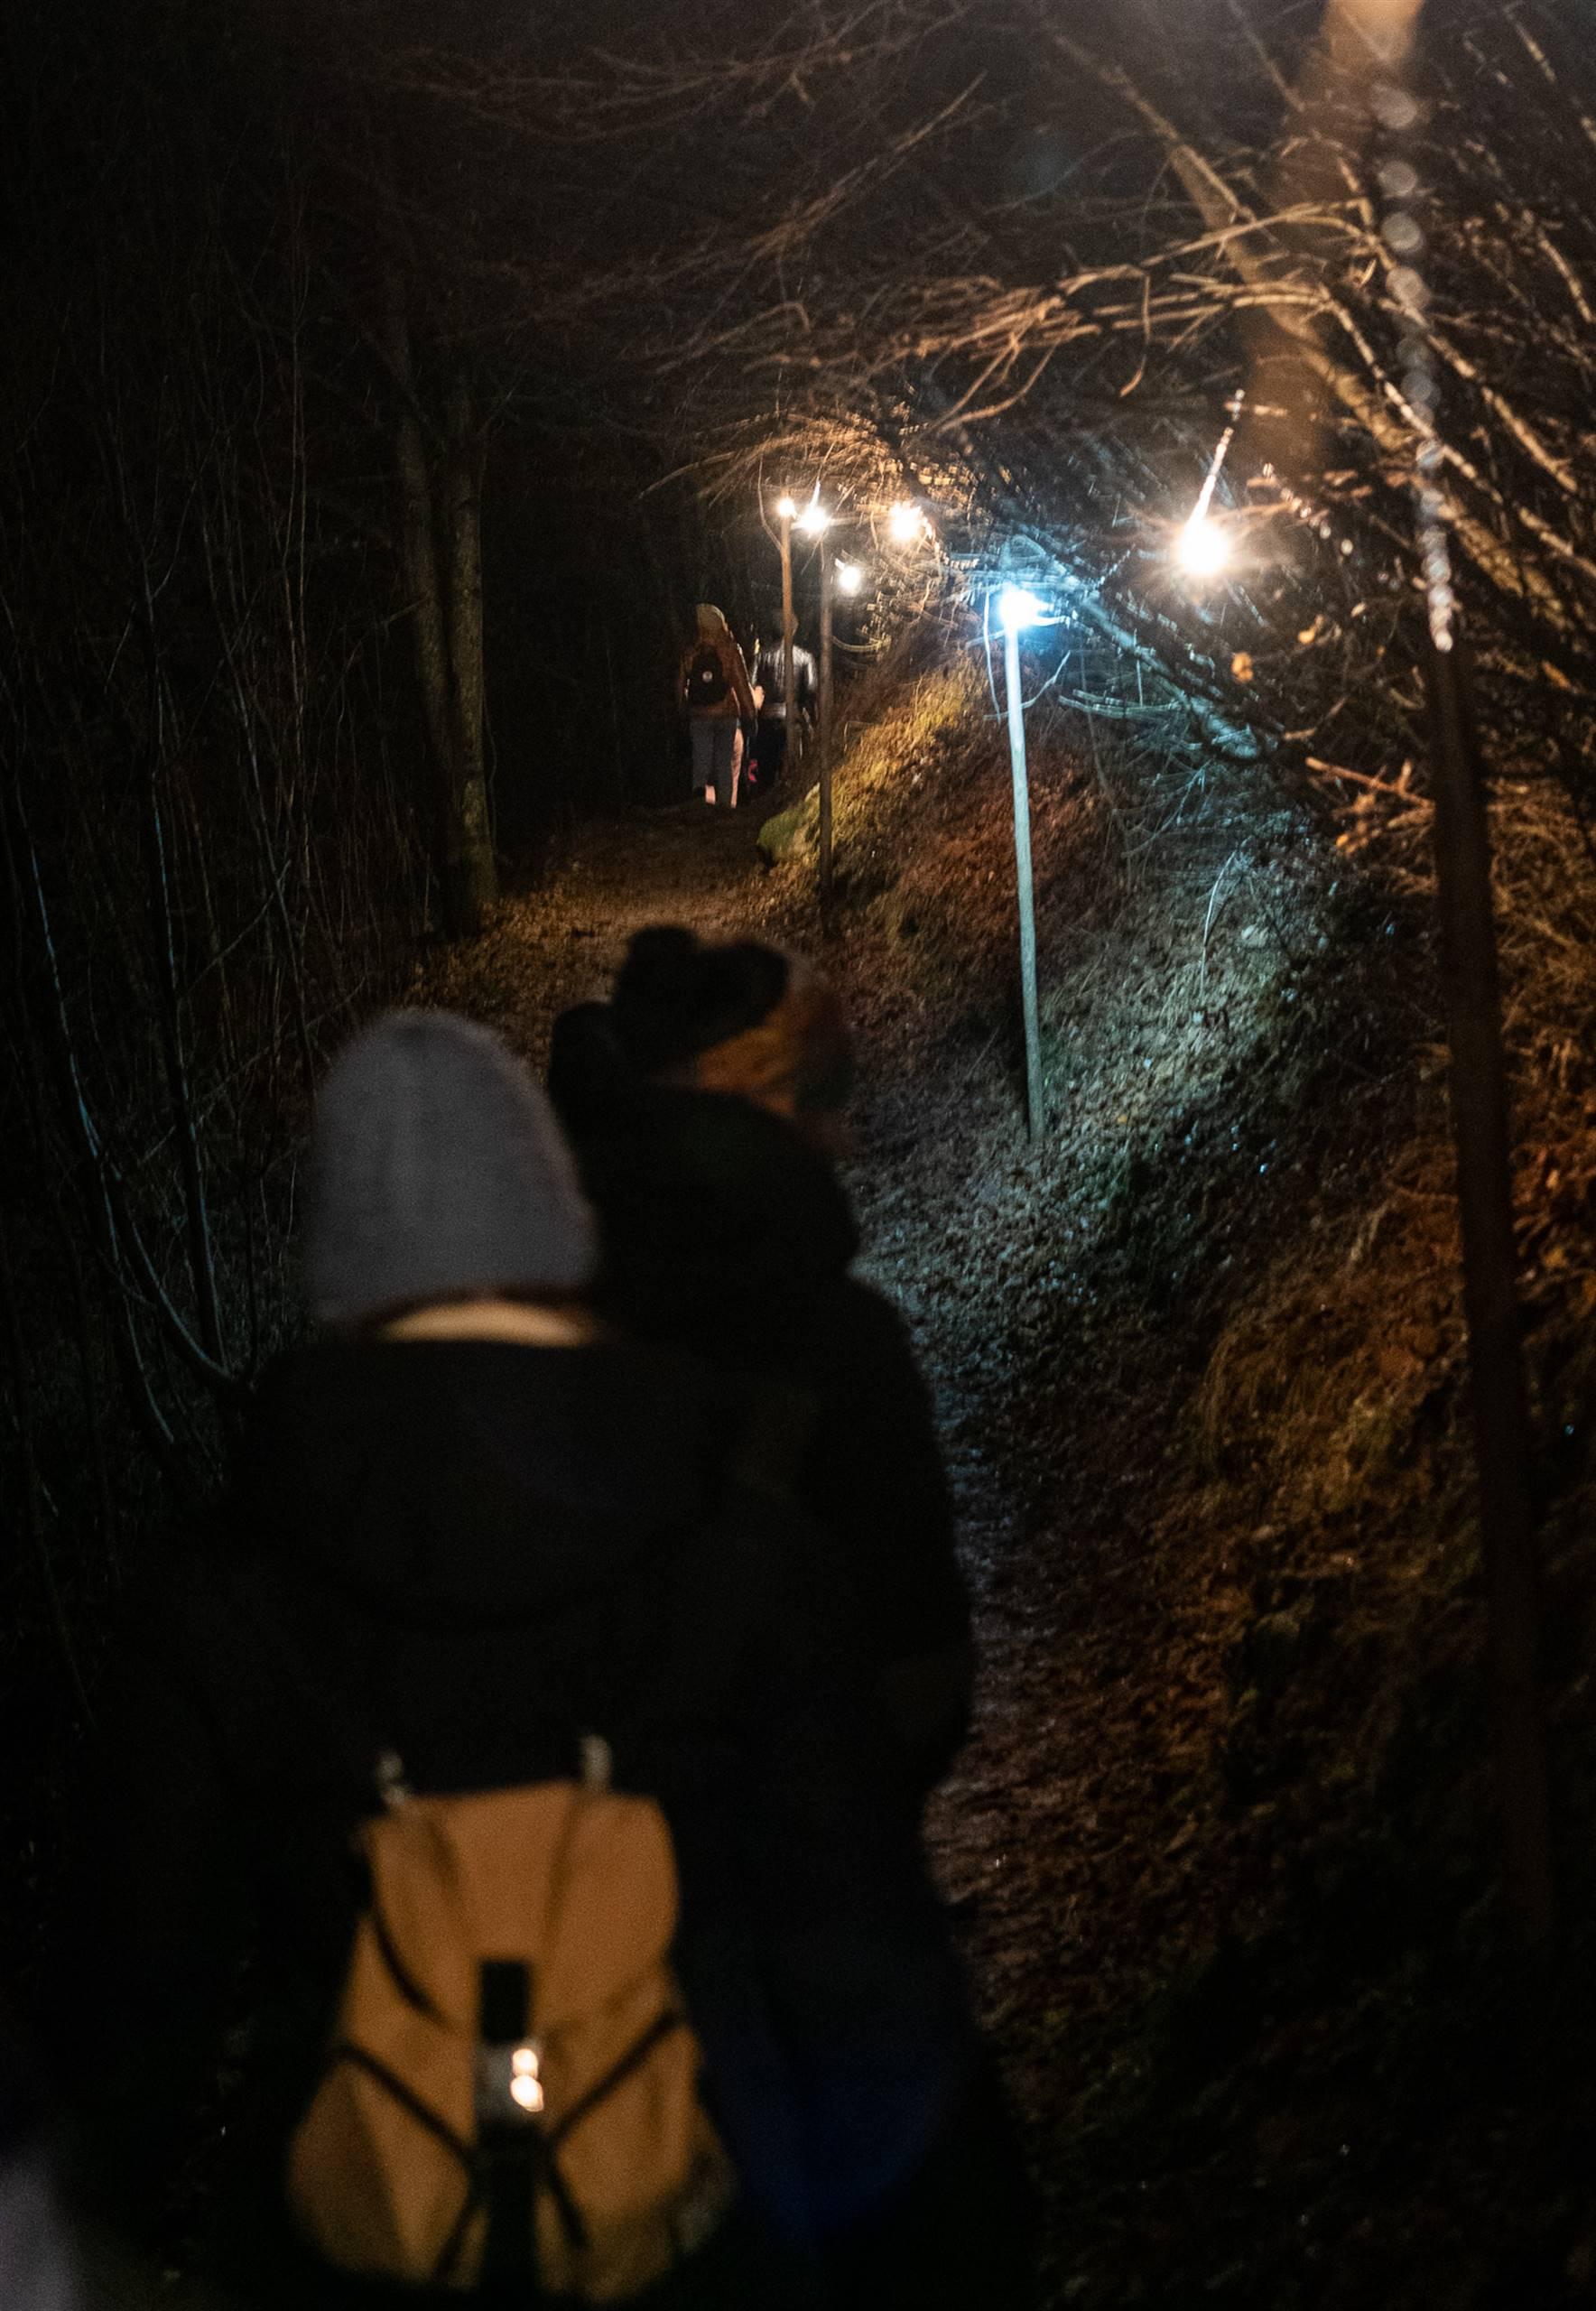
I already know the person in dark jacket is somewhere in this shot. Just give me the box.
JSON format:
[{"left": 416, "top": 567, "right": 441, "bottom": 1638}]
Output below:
[
  {"left": 747, "top": 633, "right": 817, "bottom": 790},
  {"left": 59, "top": 1012, "right": 1025, "bottom": 2309},
  {"left": 548, "top": 930, "right": 976, "bottom": 1809}
]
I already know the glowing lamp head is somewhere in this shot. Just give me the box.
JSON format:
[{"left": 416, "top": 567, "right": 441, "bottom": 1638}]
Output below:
[
  {"left": 509, "top": 2045, "right": 544, "bottom": 2113},
  {"left": 796, "top": 501, "right": 831, "bottom": 537},
  {"left": 835, "top": 560, "right": 864, "bottom": 597},
  {"left": 888, "top": 500, "right": 923, "bottom": 544},
  {"left": 997, "top": 583, "right": 1044, "bottom": 636},
  {"left": 775, "top": 495, "right": 798, "bottom": 522},
  {"left": 1176, "top": 515, "right": 1232, "bottom": 580}
]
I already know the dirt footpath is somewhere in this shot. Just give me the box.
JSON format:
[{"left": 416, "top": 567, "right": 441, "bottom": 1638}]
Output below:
[{"left": 422, "top": 795, "right": 1254, "bottom": 2306}]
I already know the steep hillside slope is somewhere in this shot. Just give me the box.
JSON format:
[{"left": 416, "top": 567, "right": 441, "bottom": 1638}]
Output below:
[
  {"left": 430, "top": 660, "right": 1596, "bottom": 2306},
  {"left": 747, "top": 666, "right": 1596, "bottom": 2307}
]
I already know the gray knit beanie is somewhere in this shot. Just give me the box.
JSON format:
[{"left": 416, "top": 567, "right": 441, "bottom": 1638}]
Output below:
[{"left": 304, "top": 1010, "right": 596, "bottom": 1328}]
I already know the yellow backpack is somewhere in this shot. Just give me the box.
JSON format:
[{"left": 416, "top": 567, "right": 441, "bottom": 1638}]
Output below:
[{"left": 287, "top": 1738, "right": 736, "bottom": 2298}]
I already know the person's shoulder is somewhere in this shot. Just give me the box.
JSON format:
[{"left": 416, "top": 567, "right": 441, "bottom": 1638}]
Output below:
[{"left": 815, "top": 1270, "right": 917, "bottom": 1358}]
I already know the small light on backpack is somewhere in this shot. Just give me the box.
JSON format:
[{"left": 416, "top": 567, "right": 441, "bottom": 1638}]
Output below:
[{"left": 509, "top": 2045, "right": 545, "bottom": 2113}]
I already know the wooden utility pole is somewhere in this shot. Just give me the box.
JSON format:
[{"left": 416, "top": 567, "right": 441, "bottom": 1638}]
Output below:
[
  {"left": 1003, "top": 618, "right": 1045, "bottom": 1139},
  {"left": 817, "top": 532, "right": 835, "bottom": 913},
  {"left": 779, "top": 506, "right": 799, "bottom": 775},
  {"left": 1428, "top": 636, "right": 1554, "bottom": 1947}
]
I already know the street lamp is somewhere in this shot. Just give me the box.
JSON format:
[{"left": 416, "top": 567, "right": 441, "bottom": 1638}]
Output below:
[
  {"left": 772, "top": 494, "right": 885, "bottom": 916},
  {"left": 997, "top": 583, "right": 1047, "bottom": 1140},
  {"left": 888, "top": 499, "right": 924, "bottom": 544},
  {"left": 772, "top": 494, "right": 803, "bottom": 784},
  {"left": 1174, "top": 388, "right": 1245, "bottom": 587},
  {"left": 811, "top": 506, "right": 838, "bottom": 911},
  {"left": 1175, "top": 515, "right": 1233, "bottom": 580}
]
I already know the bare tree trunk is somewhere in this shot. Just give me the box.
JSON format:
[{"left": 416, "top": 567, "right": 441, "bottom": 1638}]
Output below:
[
  {"left": 385, "top": 275, "right": 492, "bottom": 936},
  {"left": 443, "top": 367, "right": 497, "bottom": 930}
]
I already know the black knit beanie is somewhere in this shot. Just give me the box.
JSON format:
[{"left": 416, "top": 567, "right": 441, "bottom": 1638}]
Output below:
[
  {"left": 304, "top": 1010, "right": 596, "bottom": 1327},
  {"left": 609, "top": 926, "right": 789, "bottom": 1076}
]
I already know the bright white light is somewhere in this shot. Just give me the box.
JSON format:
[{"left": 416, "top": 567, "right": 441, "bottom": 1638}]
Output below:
[
  {"left": 997, "top": 584, "right": 1045, "bottom": 635},
  {"left": 775, "top": 495, "right": 798, "bottom": 521},
  {"left": 509, "top": 2045, "right": 544, "bottom": 2112},
  {"left": 888, "top": 500, "right": 923, "bottom": 543},
  {"left": 796, "top": 501, "right": 831, "bottom": 537},
  {"left": 835, "top": 560, "right": 864, "bottom": 596},
  {"left": 1176, "top": 515, "right": 1232, "bottom": 580}
]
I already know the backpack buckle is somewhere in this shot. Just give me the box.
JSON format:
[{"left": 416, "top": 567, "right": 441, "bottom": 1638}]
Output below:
[{"left": 375, "top": 1749, "right": 411, "bottom": 1809}]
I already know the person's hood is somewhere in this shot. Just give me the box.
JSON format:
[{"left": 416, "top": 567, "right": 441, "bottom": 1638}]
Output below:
[
  {"left": 573, "top": 1085, "right": 858, "bottom": 1311},
  {"left": 236, "top": 1337, "right": 718, "bottom": 1627}
]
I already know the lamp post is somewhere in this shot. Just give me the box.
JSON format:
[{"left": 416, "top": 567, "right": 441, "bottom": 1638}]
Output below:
[
  {"left": 998, "top": 583, "right": 1046, "bottom": 1140},
  {"left": 796, "top": 498, "right": 836, "bottom": 910},
  {"left": 778, "top": 496, "right": 876, "bottom": 915},
  {"left": 774, "top": 495, "right": 801, "bottom": 775}
]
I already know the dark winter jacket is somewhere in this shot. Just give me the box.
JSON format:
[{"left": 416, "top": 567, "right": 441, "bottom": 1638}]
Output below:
[
  {"left": 545, "top": 1052, "right": 974, "bottom": 1798},
  {"left": 60, "top": 1338, "right": 976, "bottom": 2304},
  {"left": 751, "top": 644, "right": 817, "bottom": 722}
]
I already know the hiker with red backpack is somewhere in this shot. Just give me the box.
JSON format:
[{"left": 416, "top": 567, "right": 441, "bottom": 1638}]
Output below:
[
  {"left": 679, "top": 605, "right": 756, "bottom": 810},
  {"left": 56, "top": 1010, "right": 1033, "bottom": 2308}
]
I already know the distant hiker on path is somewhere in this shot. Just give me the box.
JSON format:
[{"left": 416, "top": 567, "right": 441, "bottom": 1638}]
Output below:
[
  {"left": 748, "top": 632, "right": 817, "bottom": 791},
  {"left": 680, "top": 604, "right": 756, "bottom": 811},
  {"left": 548, "top": 928, "right": 977, "bottom": 1812}
]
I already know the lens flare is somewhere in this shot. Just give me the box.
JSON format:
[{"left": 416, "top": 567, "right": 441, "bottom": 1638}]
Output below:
[
  {"left": 835, "top": 560, "right": 864, "bottom": 596},
  {"left": 888, "top": 500, "right": 923, "bottom": 543},
  {"left": 997, "top": 583, "right": 1045, "bottom": 635},
  {"left": 1176, "top": 516, "right": 1232, "bottom": 580}
]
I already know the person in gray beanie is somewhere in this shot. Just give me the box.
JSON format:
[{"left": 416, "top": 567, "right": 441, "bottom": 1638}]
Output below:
[
  {"left": 53, "top": 1013, "right": 1018, "bottom": 2310},
  {"left": 304, "top": 1009, "right": 596, "bottom": 1329}
]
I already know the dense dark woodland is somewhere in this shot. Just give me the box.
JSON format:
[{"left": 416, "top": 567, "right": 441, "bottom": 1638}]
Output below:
[{"left": 8, "top": 0, "right": 1596, "bottom": 2300}]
